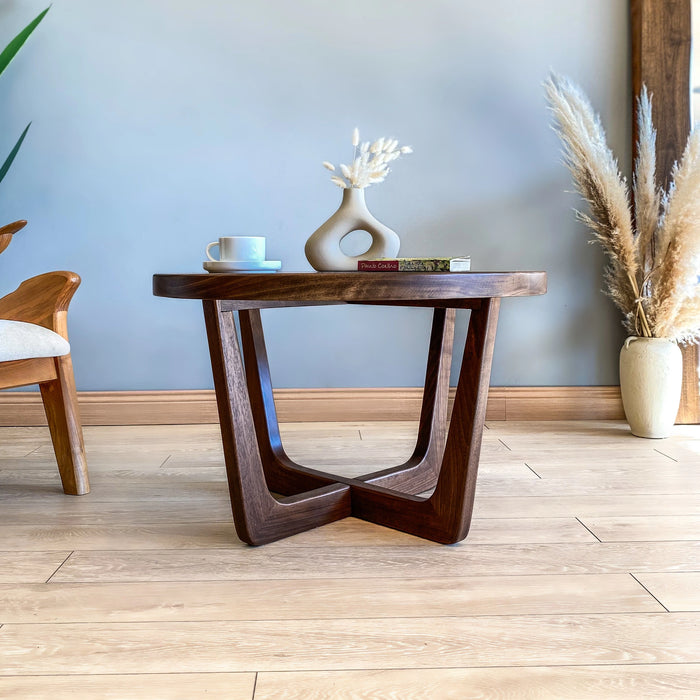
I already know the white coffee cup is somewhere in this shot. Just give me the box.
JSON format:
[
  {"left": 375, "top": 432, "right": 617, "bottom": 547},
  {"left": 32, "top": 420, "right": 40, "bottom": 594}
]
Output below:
[{"left": 206, "top": 236, "right": 266, "bottom": 262}]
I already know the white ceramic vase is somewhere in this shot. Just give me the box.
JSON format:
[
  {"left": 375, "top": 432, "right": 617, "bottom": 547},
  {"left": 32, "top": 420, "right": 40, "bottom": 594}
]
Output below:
[
  {"left": 619, "top": 336, "right": 683, "bottom": 438},
  {"left": 305, "top": 187, "right": 400, "bottom": 271}
]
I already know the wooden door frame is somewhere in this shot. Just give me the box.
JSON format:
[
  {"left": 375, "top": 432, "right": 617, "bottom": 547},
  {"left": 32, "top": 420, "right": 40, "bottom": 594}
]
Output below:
[{"left": 630, "top": 0, "right": 699, "bottom": 423}]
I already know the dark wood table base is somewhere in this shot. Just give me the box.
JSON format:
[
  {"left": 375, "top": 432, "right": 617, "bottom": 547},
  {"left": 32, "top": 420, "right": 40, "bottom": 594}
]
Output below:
[
  {"left": 153, "top": 271, "right": 546, "bottom": 546},
  {"left": 203, "top": 298, "right": 500, "bottom": 545}
]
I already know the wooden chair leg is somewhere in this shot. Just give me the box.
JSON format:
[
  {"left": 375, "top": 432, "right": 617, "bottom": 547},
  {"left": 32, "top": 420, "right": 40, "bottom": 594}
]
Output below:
[{"left": 38, "top": 354, "right": 89, "bottom": 495}]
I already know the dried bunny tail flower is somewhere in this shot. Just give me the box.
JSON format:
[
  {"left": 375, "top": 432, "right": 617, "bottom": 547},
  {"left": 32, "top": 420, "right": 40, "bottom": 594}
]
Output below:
[
  {"left": 545, "top": 73, "right": 642, "bottom": 327},
  {"left": 400, "top": 146, "right": 413, "bottom": 154},
  {"left": 325, "top": 130, "right": 412, "bottom": 189},
  {"left": 353, "top": 157, "right": 363, "bottom": 181},
  {"left": 384, "top": 139, "right": 398, "bottom": 152},
  {"left": 633, "top": 86, "right": 661, "bottom": 280},
  {"left": 330, "top": 175, "right": 347, "bottom": 188}
]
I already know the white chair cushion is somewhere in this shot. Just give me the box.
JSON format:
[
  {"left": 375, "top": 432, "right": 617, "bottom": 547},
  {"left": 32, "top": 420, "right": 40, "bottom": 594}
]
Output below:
[{"left": 0, "top": 319, "right": 70, "bottom": 362}]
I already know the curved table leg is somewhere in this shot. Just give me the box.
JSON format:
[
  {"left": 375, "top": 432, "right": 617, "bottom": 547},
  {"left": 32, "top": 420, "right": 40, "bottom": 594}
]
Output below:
[
  {"left": 205, "top": 298, "right": 498, "bottom": 545},
  {"left": 239, "top": 306, "right": 455, "bottom": 496},
  {"left": 239, "top": 308, "right": 342, "bottom": 495},
  {"left": 349, "top": 298, "right": 501, "bottom": 543},
  {"left": 358, "top": 307, "right": 455, "bottom": 493},
  {"left": 203, "top": 300, "right": 351, "bottom": 545}
]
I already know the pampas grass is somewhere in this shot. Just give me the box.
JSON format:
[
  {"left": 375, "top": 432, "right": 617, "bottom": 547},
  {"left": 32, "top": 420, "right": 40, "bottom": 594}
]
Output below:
[
  {"left": 546, "top": 74, "right": 700, "bottom": 343},
  {"left": 322, "top": 128, "right": 412, "bottom": 189}
]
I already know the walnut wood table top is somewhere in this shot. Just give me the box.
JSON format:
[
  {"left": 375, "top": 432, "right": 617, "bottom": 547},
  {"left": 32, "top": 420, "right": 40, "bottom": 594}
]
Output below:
[{"left": 153, "top": 271, "right": 547, "bottom": 305}]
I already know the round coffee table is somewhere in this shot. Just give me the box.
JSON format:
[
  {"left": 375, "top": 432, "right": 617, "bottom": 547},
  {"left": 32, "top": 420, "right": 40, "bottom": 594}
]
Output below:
[{"left": 153, "top": 271, "right": 546, "bottom": 545}]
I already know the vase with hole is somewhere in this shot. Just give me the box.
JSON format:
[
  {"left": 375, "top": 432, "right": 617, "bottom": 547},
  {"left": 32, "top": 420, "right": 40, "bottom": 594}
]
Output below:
[
  {"left": 619, "top": 336, "right": 683, "bottom": 438},
  {"left": 304, "top": 186, "right": 400, "bottom": 271}
]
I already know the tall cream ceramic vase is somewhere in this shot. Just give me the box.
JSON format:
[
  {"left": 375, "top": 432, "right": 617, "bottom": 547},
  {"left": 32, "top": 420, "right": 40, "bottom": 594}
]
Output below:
[
  {"left": 619, "top": 336, "right": 683, "bottom": 438},
  {"left": 305, "top": 187, "right": 400, "bottom": 271}
]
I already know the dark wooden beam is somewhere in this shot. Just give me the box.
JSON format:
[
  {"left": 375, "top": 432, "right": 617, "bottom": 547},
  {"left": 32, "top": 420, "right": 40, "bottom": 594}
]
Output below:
[{"left": 630, "top": 0, "right": 698, "bottom": 424}]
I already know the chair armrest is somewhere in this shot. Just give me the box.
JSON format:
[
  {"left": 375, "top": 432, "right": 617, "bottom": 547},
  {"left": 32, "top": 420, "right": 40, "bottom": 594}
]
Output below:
[
  {"left": 0, "top": 271, "right": 81, "bottom": 339},
  {"left": 0, "top": 220, "right": 27, "bottom": 256}
]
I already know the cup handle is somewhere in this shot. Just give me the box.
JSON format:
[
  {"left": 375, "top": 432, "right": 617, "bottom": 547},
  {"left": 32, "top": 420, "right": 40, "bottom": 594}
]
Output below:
[{"left": 206, "top": 242, "right": 219, "bottom": 262}]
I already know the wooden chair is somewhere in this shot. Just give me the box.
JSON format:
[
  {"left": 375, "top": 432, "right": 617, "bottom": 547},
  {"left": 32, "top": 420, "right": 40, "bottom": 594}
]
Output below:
[{"left": 0, "top": 220, "right": 89, "bottom": 494}]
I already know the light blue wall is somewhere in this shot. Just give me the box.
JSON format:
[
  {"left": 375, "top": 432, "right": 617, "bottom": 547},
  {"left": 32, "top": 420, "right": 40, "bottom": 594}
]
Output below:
[{"left": 0, "top": 0, "right": 630, "bottom": 390}]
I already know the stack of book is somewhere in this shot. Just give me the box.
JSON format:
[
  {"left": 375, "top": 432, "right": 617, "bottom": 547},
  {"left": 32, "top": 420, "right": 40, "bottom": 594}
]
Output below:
[{"left": 357, "top": 256, "right": 471, "bottom": 272}]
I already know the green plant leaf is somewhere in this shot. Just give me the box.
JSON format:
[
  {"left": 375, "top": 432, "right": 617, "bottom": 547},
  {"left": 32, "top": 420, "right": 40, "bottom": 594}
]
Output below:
[
  {"left": 0, "top": 123, "right": 31, "bottom": 185},
  {"left": 0, "top": 6, "right": 50, "bottom": 78}
]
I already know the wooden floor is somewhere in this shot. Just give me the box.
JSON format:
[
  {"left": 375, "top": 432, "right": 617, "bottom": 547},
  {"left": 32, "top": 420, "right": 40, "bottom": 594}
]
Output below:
[{"left": 0, "top": 420, "right": 699, "bottom": 698}]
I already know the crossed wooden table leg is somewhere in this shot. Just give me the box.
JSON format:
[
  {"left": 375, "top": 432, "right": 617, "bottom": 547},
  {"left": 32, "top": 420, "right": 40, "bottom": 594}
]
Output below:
[{"left": 203, "top": 298, "right": 500, "bottom": 545}]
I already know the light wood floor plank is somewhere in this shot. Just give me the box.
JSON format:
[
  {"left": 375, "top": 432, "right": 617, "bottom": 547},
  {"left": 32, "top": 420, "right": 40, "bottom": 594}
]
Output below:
[
  {"left": 0, "top": 517, "right": 596, "bottom": 551},
  {"left": 0, "top": 454, "right": 169, "bottom": 471},
  {"left": 0, "top": 441, "right": 49, "bottom": 458},
  {"left": 473, "top": 475, "right": 700, "bottom": 496},
  {"left": 0, "top": 673, "right": 255, "bottom": 698},
  {"left": 581, "top": 515, "right": 700, "bottom": 542},
  {"left": 0, "top": 552, "right": 70, "bottom": 584},
  {"left": 0, "top": 501, "right": 234, "bottom": 526},
  {"left": 278, "top": 516, "right": 597, "bottom": 546},
  {"left": 0, "top": 523, "right": 237, "bottom": 551},
  {"left": 1, "top": 492, "right": 698, "bottom": 528},
  {"left": 0, "top": 481, "right": 230, "bottom": 503},
  {"left": 0, "top": 574, "right": 662, "bottom": 624},
  {"left": 154, "top": 452, "right": 534, "bottom": 476},
  {"left": 3, "top": 473, "right": 698, "bottom": 504},
  {"left": 473, "top": 494, "right": 700, "bottom": 518},
  {"left": 635, "top": 573, "right": 700, "bottom": 611},
  {"left": 528, "top": 461, "right": 700, "bottom": 480},
  {"left": 0, "top": 614, "right": 697, "bottom": 674},
  {"left": 254, "top": 665, "right": 700, "bottom": 699},
  {"left": 48, "top": 542, "right": 700, "bottom": 583},
  {"left": 645, "top": 441, "right": 700, "bottom": 462}
]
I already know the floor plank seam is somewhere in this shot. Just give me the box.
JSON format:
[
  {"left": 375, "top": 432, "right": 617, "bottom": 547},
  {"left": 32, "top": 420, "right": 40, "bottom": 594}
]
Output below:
[
  {"left": 0, "top": 671, "right": 258, "bottom": 678},
  {"left": 523, "top": 462, "right": 542, "bottom": 478},
  {"left": 654, "top": 448, "right": 679, "bottom": 462},
  {"left": 251, "top": 671, "right": 258, "bottom": 699},
  {"left": 45, "top": 552, "right": 74, "bottom": 584},
  {"left": 0, "top": 662, "right": 681, "bottom": 676},
  {"left": 44, "top": 569, "right": 700, "bottom": 585},
  {"left": 246, "top": 662, "right": 700, "bottom": 673},
  {"left": 629, "top": 573, "right": 671, "bottom": 612},
  {"left": 2, "top": 611, "right": 695, "bottom": 625},
  {"left": 575, "top": 518, "right": 602, "bottom": 542}
]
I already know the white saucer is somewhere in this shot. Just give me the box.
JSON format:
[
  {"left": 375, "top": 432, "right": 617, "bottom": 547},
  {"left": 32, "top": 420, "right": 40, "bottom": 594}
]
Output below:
[{"left": 203, "top": 260, "right": 282, "bottom": 273}]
